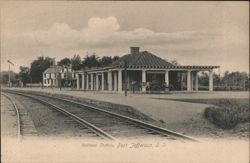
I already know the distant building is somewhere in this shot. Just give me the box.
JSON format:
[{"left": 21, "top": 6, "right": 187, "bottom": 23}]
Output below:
[
  {"left": 43, "top": 65, "right": 77, "bottom": 87},
  {"left": 75, "top": 47, "right": 219, "bottom": 92}
]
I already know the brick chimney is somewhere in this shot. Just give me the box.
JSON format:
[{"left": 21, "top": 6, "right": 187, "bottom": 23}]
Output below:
[{"left": 130, "top": 47, "right": 140, "bottom": 55}]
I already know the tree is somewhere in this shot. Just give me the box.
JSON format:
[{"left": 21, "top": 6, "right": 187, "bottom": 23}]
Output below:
[
  {"left": 198, "top": 72, "right": 221, "bottom": 86},
  {"left": 169, "top": 59, "right": 180, "bottom": 66},
  {"left": 112, "top": 56, "right": 120, "bottom": 62},
  {"left": 30, "top": 56, "right": 53, "bottom": 83},
  {"left": 99, "top": 56, "right": 120, "bottom": 67},
  {"left": 82, "top": 54, "right": 119, "bottom": 68},
  {"left": 199, "top": 72, "right": 209, "bottom": 86},
  {"left": 1, "top": 73, "right": 9, "bottom": 84},
  {"left": 82, "top": 54, "right": 100, "bottom": 68},
  {"left": 213, "top": 73, "right": 221, "bottom": 86},
  {"left": 19, "top": 66, "right": 30, "bottom": 86},
  {"left": 100, "top": 56, "right": 113, "bottom": 67},
  {"left": 224, "top": 71, "right": 230, "bottom": 77},
  {"left": 71, "top": 54, "right": 82, "bottom": 70},
  {"left": 58, "top": 58, "right": 71, "bottom": 67},
  {"left": 0, "top": 71, "right": 17, "bottom": 84},
  {"left": 221, "top": 71, "right": 248, "bottom": 86}
]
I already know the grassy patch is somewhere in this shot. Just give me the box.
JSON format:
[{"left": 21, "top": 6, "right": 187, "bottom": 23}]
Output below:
[
  {"left": 155, "top": 98, "right": 249, "bottom": 129},
  {"left": 204, "top": 100, "right": 249, "bottom": 129}
]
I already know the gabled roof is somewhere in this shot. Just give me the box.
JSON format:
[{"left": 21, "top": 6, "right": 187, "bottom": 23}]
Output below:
[
  {"left": 111, "top": 51, "right": 174, "bottom": 68},
  {"left": 43, "top": 66, "right": 62, "bottom": 74}
]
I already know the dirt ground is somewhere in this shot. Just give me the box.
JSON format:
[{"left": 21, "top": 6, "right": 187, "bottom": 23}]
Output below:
[
  {"left": 2, "top": 88, "right": 249, "bottom": 140},
  {"left": 2, "top": 93, "right": 105, "bottom": 139},
  {"left": 1, "top": 95, "right": 18, "bottom": 137}
]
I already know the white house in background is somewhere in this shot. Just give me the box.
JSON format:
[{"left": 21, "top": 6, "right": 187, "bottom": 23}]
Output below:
[{"left": 43, "top": 65, "right": 77, "bottom": 87}]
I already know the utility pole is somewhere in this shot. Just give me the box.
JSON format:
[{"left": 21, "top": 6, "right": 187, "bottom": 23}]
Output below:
[
  {"left": 7, "top": 60, "right": 14, "bottom": 87},
  {"left": 124, "top": 61, "right": 128, "bottom": 96},
  {"left": 30, "top": 76, "right": 32, "bottom": 88}
]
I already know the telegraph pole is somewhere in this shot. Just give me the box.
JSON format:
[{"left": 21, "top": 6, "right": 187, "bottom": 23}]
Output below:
[
  {"left": 7, "top": 60, "right": 14, "bottom": 87},
  {"left": 30, "top": 76, "right": 32, "bottom": 88},
  {"left": 8, "top": 64, "right": 10, "bottom": 87}
]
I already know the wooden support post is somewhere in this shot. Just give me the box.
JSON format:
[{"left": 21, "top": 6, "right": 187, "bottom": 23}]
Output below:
[
  {"left": 108, "top": 71, "right": 112, "bottom": 91},
  {"left": 86, "top": 74, "right": 89, "bottom": 90},
  {"left": 165, "top": 70, "right": 169, "bottom": 87},
  {"left": 118, "top": 70, "right": 122, "bottom": 92},
  {"left": 102, "top": 72, "right": 105, "bottom": 91},
  {"left": 76, "top": 74, "right": 80, "bottom": 90},
  {"left": 82, "top": 73, "right": 85, "bottom": 90},
  {"left": 142, "top": 70, "right": 146, "bottom": 92},
  {"left": 195, "top": 71, "right": 199, "bottom": 91},
  {"left": 114, "top": 71, "right": 117, "bottom": 91},
  {"left": 96, "top": 73, "right": 99, "bottom": 90},
  {"left": 187, "top": 70, "right": 191, "bottom": 91},
  {"left": 209, "top": 69, "right": 213, "bottom": 91}
]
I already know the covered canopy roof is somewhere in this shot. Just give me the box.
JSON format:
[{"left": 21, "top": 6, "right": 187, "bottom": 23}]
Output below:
[
  {"left": 111, "top": 51, "right": 174, "bottom": 68},
  {"left": 82, "top": 50, "right": 219, "bottom": 72}
]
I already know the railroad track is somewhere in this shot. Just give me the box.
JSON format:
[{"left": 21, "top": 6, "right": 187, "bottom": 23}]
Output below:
[
  {"left": 3, "top": 91, "right": 116, "bottom": 140},
  {"left": 2, "top": 93, "right": 40, "bottom": 137},
  {"left": 3, "top": 90, "right": 198, "bottom": 141},
  {"left": 1, "top": 93, "right": 21, "bottom": 138}
]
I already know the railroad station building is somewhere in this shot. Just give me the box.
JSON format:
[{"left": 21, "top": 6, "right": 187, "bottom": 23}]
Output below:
[{"left": 75, "top": 47, "right": 219, "bottom": 93}]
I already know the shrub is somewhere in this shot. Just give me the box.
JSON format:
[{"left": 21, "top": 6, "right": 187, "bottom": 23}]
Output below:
[{"left": 203, "top": 99, "right": 249, "bottom": 129}]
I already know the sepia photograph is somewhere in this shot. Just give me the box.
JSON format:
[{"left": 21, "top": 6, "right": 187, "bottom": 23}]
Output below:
[{"left": 1, "top": 1, "right": 249, "bottom": 162}]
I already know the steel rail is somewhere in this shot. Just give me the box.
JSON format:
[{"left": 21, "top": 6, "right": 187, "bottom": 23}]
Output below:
[
  {"left": 5, "top": 90, "right": 198, "bottom": 141},
  {"left": 2, "top": 93, "right": 21, "bottom": 138},
  {"left": 54, "top": 95, "right": 198, "bottom": 141},
  {"left": 5, "top": 91, "right": 117, "bottom": 141}
]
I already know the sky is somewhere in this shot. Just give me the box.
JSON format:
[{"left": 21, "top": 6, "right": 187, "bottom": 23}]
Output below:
[{"left": 1, "top": 1, "right": 249, "bottom": 74}]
